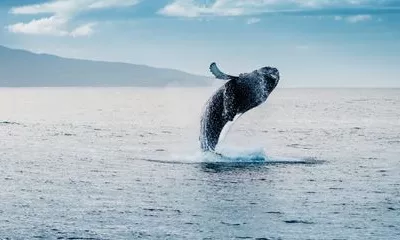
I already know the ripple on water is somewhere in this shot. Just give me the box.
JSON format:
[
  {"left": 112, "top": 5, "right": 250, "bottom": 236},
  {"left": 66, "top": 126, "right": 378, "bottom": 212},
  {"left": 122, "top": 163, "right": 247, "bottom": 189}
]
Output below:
[
  {"left": 283, "top": 220, "right": 315, "bottom": 225},
  {"left": 0, "top": 121, "right": 23, "bottom": 125},
  {"left": 221, "top": 221, "right": 243, "bottom": 226}
]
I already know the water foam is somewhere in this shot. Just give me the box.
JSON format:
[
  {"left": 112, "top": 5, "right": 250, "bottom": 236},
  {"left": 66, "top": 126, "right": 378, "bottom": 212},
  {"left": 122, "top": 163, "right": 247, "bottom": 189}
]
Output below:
[{"left": 140, "top": 147, "right": 315, "bottom": 165}]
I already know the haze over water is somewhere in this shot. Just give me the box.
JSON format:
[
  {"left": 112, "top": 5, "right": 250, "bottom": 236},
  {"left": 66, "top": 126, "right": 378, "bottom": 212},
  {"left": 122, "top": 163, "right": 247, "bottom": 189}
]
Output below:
[{"left": 1, "top": 88, "right": 399, "bottom": 239}]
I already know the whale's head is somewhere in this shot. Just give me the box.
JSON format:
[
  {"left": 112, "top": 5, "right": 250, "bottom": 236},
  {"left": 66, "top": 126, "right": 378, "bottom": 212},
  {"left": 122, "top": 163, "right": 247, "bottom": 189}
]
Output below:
[{"left": 258, "top": 66, "right": 280, "bottom": 92}]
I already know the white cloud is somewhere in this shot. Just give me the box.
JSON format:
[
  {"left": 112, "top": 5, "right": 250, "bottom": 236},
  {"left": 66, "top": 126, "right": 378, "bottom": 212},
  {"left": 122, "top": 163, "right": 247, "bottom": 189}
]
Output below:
[
  {"left": 334, "top": 14, "right": 372, "bottom": 23},
  {"left": 10, "top": 1, "right": 79, "bottom": 16},
  {"left": 346, "top": 14, "right": 372, "bottom": 23},
  {"left": 8, "top": 0, "right": 140, "bottom": 37},
  {"left": 70, "top": 22, "right": 97, "bottom": 37},
  {"left": 159, "top": 0, "right": 388, "bottom": 18},
  {"left": 10, "top": 0, "right": 140, "bottom": 15},
  {"left": 88, "top": 0, "right": 140, "bottom": 9},
  {"left": 7, "top": 16, "right": 69, "bottom": 36},
  {"left": 7, "top": 17, "right": 97, "bottom": 37},
  {"left": 246, "top": 17, "right": 261, "bottom": 24},
  {"left": 158, "top": 0, "right": 245, "bottom": 17}
]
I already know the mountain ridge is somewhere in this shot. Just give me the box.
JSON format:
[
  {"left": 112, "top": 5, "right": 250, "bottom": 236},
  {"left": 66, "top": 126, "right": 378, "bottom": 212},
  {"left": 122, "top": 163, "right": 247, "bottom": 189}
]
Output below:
[{"left": 0, "top": 45, "right": 210, "bottom": 87}]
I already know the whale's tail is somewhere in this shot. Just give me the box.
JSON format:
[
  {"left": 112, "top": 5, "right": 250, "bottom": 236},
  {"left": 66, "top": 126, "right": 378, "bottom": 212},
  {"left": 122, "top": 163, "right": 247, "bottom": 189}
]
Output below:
[{"left": 209, "top": 62, "right": 239, "bottom": 81}]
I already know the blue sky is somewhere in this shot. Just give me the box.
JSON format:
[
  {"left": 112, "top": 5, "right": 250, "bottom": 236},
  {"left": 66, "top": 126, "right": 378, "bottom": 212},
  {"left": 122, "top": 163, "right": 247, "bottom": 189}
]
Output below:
[{"left": 0, "top": 0, "right": 399, "bottom": 87}]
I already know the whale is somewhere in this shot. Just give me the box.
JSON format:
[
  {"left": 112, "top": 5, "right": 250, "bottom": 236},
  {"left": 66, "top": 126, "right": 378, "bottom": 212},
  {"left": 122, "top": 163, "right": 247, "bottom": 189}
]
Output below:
[{"left": 199, "top": 62, "right": 280, "bottom": 152}]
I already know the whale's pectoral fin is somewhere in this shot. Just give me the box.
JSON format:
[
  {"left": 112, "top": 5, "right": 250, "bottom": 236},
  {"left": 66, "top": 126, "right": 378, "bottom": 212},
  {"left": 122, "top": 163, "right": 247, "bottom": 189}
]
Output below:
[
  {"left": 223, "top": 81, "right": 237, "bottom": 121},
  {"left": 210, "top": 62, "right": 239, "bottom": 81}
]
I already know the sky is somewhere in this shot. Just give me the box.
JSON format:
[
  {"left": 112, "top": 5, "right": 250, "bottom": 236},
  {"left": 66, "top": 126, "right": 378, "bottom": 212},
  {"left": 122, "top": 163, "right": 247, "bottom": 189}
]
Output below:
[{"left": 0, "top": 0, "right": 399, "bottom": 87}]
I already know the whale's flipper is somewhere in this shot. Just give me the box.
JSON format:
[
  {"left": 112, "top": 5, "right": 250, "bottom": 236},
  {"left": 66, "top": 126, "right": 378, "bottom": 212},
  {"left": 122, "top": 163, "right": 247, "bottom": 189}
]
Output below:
[
  {"left": 210, "top": 62, "right": 239, "bottom": 81},
  {"left": 223, "top": 80, "right": 237, "bottom": 121},
  {"left": 200, "top": 80, "right": 239, "bottom": 151}
]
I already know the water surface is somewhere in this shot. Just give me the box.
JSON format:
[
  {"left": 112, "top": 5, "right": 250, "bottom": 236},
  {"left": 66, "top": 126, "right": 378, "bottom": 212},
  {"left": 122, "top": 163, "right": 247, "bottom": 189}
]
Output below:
[{"left": 0, "top": 88, "right": 399, "bottom": 239}]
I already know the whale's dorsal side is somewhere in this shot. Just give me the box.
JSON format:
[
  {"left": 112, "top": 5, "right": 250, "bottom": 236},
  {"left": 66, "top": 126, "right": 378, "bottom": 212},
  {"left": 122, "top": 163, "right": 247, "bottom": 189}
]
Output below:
[{"left": 209, "top": 62, "right": 239, "bottom": 81}]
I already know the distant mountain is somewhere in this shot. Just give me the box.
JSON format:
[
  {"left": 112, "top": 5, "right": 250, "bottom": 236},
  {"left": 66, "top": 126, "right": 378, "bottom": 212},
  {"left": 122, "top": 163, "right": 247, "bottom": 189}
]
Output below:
[{"left": 0, "top": 45, "right": 210, "bottom": 87}]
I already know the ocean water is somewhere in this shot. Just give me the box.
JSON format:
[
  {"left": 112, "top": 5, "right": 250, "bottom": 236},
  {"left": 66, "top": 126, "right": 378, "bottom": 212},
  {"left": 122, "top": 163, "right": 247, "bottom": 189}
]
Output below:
[{"left": 0, "top": 87, "right": 399, "bottom": 239}]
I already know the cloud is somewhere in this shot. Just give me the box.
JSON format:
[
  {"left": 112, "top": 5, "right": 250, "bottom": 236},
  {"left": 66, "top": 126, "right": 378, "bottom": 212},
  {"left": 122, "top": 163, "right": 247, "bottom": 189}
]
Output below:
[
  {"left": 70, "top": 22, "right": 97, "bottom": 37},
  {"left": 334, "top": 14, "right": 372, "bottom": 23},
  {"left": 7, "top": 0, "right": 140, "bottom": 37},
  {"left": 88, "top": 0, "right": 140, "bottom": 9},
  {"left": 10, "top": 1, "right": 80, "bottom": 15},
  {"left": 7, "top": 16, "right": 96, "bottom": 37},
  {"left": 158, "top": 0, "right": 245, "bottom": 17},
  {"left": 10, "top": 0, "right": 140, "bottom": 15},
  {"left": 159, "top": 0, "right": 397, "bottom": 18},
  {"left": 246, "top": 17, "right": 261, "bottom": 24},
  {"left": 346, "top": 14, "right": 372, "bottom": 23},
  {"left": 7, "top": 16, "right": 69, "bottom": 36}
]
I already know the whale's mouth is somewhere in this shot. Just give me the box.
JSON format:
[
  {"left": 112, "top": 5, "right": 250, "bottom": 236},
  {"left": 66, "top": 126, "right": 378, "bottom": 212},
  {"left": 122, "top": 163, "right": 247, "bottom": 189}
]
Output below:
[
  {"left": 260, "top": 67, "right": 279, "bottom": 81},
  {"left": 270, "top": 72, "right": 279, "bottom": 81},
  {"left": 269, "top": 68, "right": 280, "bottom": 81},
  {"left": 260, "top": 67, "right": 280, "bottom": 91}
]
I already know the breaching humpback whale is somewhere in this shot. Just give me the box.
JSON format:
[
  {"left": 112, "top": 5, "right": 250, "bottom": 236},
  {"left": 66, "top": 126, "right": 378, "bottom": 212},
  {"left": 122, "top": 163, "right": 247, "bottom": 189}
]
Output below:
[{"left": 200, "top": 62, "right": 280, "bottom": 152}]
